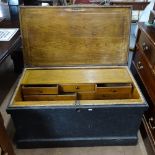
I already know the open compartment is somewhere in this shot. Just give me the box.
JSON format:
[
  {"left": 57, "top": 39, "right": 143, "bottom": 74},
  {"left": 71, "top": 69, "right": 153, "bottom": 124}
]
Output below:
[{"left": 11, "top": 67, "right": 143, "bottom": 106}]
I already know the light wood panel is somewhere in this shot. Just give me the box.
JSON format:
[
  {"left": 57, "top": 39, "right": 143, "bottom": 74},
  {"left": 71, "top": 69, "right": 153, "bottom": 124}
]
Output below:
[
  {"left": 23, "top": 93, "right": 76, "bottom": 101},
  {"left": 60, "top": 84, "right": 95, "bottom": 92},
  {"left": 22, "top": 84, "right": 58, "bottom": 95},
  {"left": 20, "top": 6, "right": 131, "bottom": 67},
  {"left": 12, "top": 99, "right": 143, "bottom": 107},
  {"left": 96, "top": 83, "right": 132, "bottom": 94},
  {"left": 21, "top": 68, "right": 132, "bottom": 84}
]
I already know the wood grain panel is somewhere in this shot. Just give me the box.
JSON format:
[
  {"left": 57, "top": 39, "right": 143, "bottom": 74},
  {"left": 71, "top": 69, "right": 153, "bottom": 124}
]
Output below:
[
  {"left": 20, "top": 6, "right": 131, "bottom": 67},
  {"left": 60, "top": 84, "right": 95, "bottom": 92},
  {"left": 12, "top": 98, "right": 143, "bottom": 107},
  {"left": 96, "top": 83, "right": 132, "bottom": 96},
  {"left": 21, "top": 68, "right": 132, "bottom": 84},
  {"left": 23, "top": 93, "right": 76, "bottom": 101},
  {"left": 22, "top": 84, "right": 58, "bottom": 95}
]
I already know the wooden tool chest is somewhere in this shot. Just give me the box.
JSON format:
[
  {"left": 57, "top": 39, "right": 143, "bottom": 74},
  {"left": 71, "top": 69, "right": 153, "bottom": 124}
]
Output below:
[{"left": 7, "top": 6, "right": 148, "bottom": 148}]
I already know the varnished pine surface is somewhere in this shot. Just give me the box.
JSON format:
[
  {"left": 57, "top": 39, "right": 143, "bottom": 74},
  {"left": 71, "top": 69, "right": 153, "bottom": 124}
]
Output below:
[
  {"left": 20, "top": 6, "right": 131, "bottom": 67},
  {"left": 21, "top": 68, "right": 132, "bottom": 84},
  {"left": 9, "top": 67, "right": 145, "bottom": 106},
  {"left": 9, "top": 67, "right": 144, "bottom": 105},
  {"left": 12, "top": 98, "right": 143, "bottom": 107}
]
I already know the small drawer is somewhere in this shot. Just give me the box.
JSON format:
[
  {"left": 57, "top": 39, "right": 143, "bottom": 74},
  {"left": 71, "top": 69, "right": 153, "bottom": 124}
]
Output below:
[
  {"left": 78, "top": 92, "right": 96, "bottom": 100},
  {"left": 95, "top": 83, "right": 132, "bottom": 95},
  {"left": 96, "top": 93, "right": 131, "bottom": 100},
  {"left": 138, "top": 31, "right": 155, "bottom": 66},
  {"left": 22, "top": 84, "right": 58, "bottom": 95},
  {"left": 23, "top": 93, "right": 76, "bottom": 101},
  {"left": 133, "top": 50, "right": 155, "bottom": 102},
  {"left": 60, "top": 84, "right": 95, "bottom": 93}
]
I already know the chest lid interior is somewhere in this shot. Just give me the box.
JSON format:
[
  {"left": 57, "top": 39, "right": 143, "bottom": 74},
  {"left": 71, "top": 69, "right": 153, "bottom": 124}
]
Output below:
[{"left": 20, "top": 6, "right": 131, "bottom": 67}]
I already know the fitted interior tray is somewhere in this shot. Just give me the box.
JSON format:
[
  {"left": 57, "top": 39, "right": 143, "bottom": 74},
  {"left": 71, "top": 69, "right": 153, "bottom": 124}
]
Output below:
[{"left": 10, "top": 66, "right": 144, "bottom": 107}]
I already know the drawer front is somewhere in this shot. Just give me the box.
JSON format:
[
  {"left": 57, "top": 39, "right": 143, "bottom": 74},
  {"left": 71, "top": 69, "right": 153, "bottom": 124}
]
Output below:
[
  {"left": 138, "top": 31, "right": 155, "bottom": 66},
  {"left": 77, "top": 91, "right": 130, "bottom": 100},
  {"left": 78, "top": 92, "right": 96, "bottom": 100},
  {"left": 133, "top": 50, "right": 155, "bottom": 102},
  {"left": 95, "top": 83, "right": 132, "bottom": 94},
  {"left": 23, "top": 93, "right": 76, "bottom": 101},
  {"left": 22, "top": 84, "right": 58, "bottom": 95},
  {"left": 60, "top": 84, "right": 95, "bottom": 93},
  {"left": 144, "top": 108, "right": 155, "bottom": 140},
  {"left": 96, "top": 93, "right": 131, "bottom": 99}
]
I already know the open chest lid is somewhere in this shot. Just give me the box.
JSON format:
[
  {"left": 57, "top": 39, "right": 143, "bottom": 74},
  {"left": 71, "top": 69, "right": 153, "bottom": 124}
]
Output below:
[{"left": 20, "top": 6, "right": 131, "bottom": 67}]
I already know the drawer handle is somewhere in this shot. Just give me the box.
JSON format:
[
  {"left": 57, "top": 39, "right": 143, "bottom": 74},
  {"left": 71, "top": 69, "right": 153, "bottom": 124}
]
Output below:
[
  {"left": 137, "top": 61, "right": 144, "bottom": 70},
  {"left": 142, "top": 42, "right": 149, "bottom": 51},
  {"left": 142, "top": 42, "right": 146, "bottom": 47},
  {"left": 76, "top": 86, "right": 80, "bottom": 90},
  {"left": 149, "top": 117, "right": 155, "bottom": 130}
]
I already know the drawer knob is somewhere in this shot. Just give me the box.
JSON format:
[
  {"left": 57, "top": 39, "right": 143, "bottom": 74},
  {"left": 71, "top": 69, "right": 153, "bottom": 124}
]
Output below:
[
  {"left": 76, "top": 86, "right": 80, "bottom": 90},
  {"left": 142, "top": 42, "right": 146, "bottom": 47},
  {"left": 149, "top": 117, "right": 155, "bottom": 130},
  {"left": 142, "top": 42, "right": 149, "bottom": 51},
  {"left": 137, "top": 61, "right": 144, "bottom": 70}
]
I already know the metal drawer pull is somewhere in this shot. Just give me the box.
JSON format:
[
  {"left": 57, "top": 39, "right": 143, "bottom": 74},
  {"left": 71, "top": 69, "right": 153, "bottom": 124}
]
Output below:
[
  {"left": 142, "top": 42, "right": 146, "bottom": 47},
  {"left": 137, "top": 61, "right": 144, "bottom": 70},
  {"left": 149, "top": 117, "right": 155, "bottom": 130},
  {"left": 76, "top": 86, "right": 80, "bottom": 90},
  {"left": 142, "top": 42, "right": 149, "bottom": 51}
]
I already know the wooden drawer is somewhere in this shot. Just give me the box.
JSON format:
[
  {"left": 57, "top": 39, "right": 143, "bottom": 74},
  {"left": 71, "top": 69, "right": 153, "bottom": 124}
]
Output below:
[
  {"left": 23, "top": 93, "right": 76, "bottom": 101},
  {"left": 60, "top": 84, "right": 95, "bottom": 93},
  {"left": 138, "top": 31, "right": 155, "bottom": 66},
  {"left": 22, "top": 84, "right": 58, "bottom": 95},
  {"left": 78, "top": 92, "right": 96, "bottom": 100},
  {"left": 77, "top": 83, "right": 133, "bottom": 100},
  {"left": 133, "top": 50, "right": 155, "bottom": 103},
  {"left": 96, "top": 83, "right": 132, "bottom": 94},
  {"left": 96, "top": 93, "right": 131, "bottom": 99},
  {"left": 144, "top": 108, "right": 155, "bottom": 141},
  {"left": 141, "top": 118, "right": 155, "bottom": 155}
]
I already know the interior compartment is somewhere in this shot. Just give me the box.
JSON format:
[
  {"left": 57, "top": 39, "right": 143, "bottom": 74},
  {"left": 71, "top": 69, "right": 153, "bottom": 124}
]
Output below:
[{"left": 11, "top": 67, "right": 143, "bottom": 106}]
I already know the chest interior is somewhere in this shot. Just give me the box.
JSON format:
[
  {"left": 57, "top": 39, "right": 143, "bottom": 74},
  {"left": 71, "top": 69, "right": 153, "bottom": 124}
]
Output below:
[{"left": 12, "top": 67, "right": 143, "bottom": 106}]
